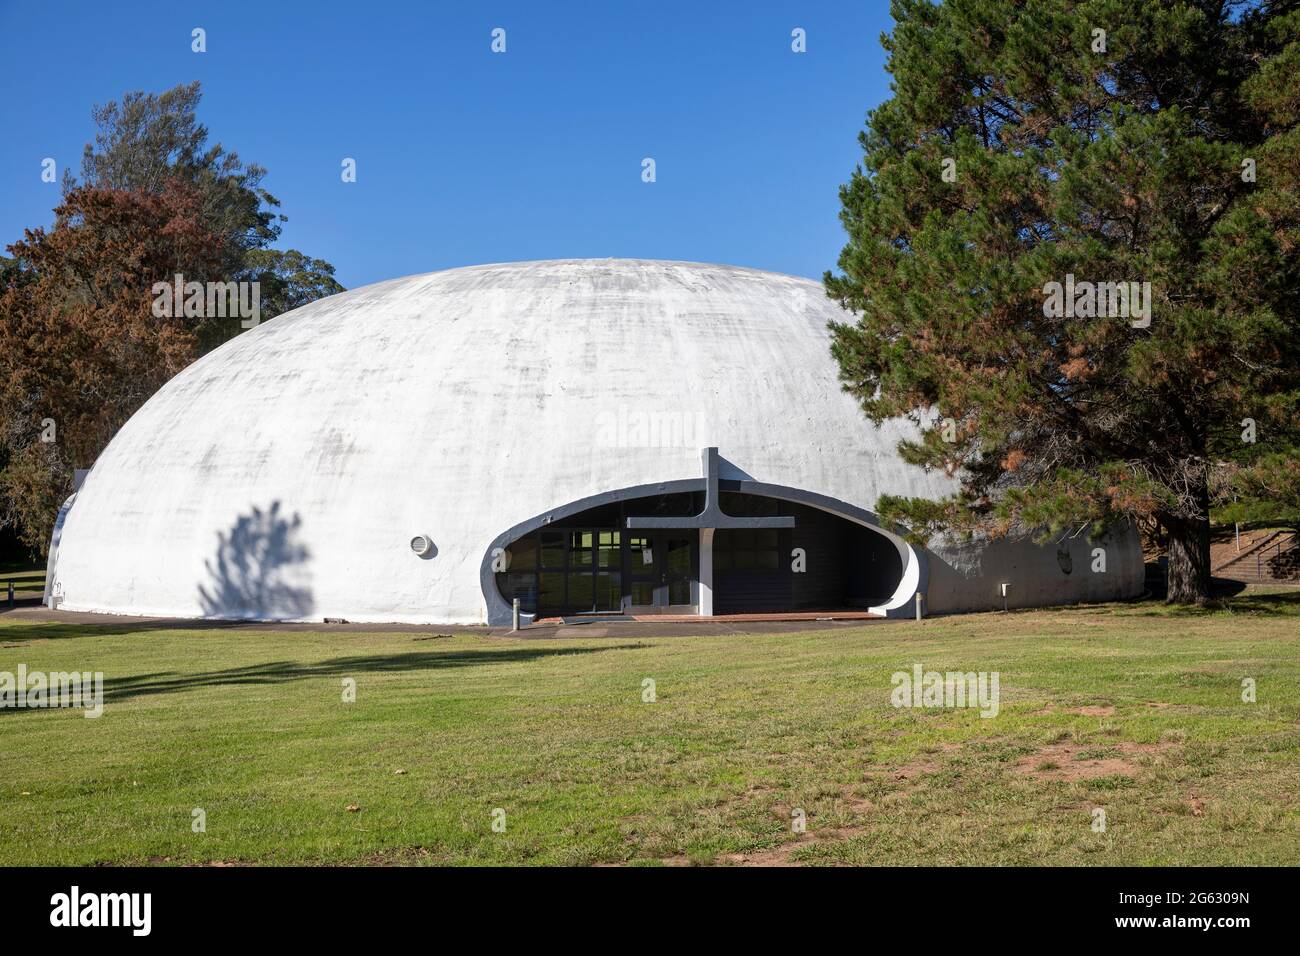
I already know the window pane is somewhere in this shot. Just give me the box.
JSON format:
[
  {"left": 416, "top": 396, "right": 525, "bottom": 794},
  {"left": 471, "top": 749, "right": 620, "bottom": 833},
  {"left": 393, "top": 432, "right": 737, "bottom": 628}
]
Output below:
[
  {"left": 568, "top": 572, "right": 594, "bottom": 611},
  {"left": 540, "top": 532, "right": 565, "bottom": 568},
  {"left": 666, "top": 538, "right": 692, "bottom": 574},
  {"left": 595, "top": 572, "right": 621, "bottom": 611},
  {"left": 539, "top": 572, "right": 564, "bottom": 611},
  {"left": 714, "top": 550, "right": 731, "bottom": 571},
  {"left": 716, "top": 530, "right": 744, "bottom": 550},
  {"left": 507, "top": 536, "right": 538, "bottom": 571},
  {"left": 637, "top": 493, "right": 695, "bottom": 517},
  {"left": 755, "top": 529, "right": 778, "bottom": 549},
  {"left": 569, "top": 531, "right": 592, "bottom": 567},
  {"left": 756, "top": 549, "right": 779, "bottom": 570},
  {"left": 496, "top": 571, "right": 538, "bottom": 614},
  {"left": 669, "top": 578, "right": 691, "bottom": 605},
  {"left": 721, "top": 492, "right": 778, "bottom": 516},
  {"left": 735, "top": 550, "right": 755, "bottom": 570},
  {"left": 631, "top": 581, "right": 654, "bottom": 606}
]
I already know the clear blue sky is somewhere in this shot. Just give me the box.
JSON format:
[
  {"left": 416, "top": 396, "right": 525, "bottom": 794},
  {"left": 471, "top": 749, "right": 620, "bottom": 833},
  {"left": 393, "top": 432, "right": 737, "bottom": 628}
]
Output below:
[{"left": 0, "top": 1, "right": 895, "bottom": 289}]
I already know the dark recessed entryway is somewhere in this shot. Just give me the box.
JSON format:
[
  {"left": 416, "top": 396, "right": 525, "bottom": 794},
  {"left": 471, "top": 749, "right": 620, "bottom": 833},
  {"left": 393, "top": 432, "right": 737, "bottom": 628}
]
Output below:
[
  {"left": 494, "top": 491, "right": 903, "bottom": 619},
  {"left": 713, "top": 495, "right": 902, "bottom": 614}
]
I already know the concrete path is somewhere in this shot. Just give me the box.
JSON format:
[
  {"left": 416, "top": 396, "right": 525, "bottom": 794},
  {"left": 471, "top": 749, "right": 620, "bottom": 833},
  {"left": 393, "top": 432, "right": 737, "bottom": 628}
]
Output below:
[{"left": 0, "top": 602, "right": 887, "bottom": 638}]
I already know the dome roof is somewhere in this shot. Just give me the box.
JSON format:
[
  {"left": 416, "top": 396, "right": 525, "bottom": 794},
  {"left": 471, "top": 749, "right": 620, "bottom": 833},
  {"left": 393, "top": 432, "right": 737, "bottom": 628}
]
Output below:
[{"left": 51, "top": 259, "right": 962, "bottom": 622}]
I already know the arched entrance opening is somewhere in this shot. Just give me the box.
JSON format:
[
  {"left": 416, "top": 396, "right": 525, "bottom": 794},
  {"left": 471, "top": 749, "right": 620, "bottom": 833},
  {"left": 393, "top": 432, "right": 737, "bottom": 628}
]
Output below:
[
  {"left": 481, "top": 449, "right": 925, "bottom": 626},
  {"left": 489, "top": 488, "right": 910, "bottom": 621}
]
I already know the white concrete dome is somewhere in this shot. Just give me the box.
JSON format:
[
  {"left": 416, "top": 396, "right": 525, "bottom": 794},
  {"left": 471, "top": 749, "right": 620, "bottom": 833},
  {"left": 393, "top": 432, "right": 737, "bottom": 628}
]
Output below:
[{"left": 46, "top": 259, "right": 1143, "bottom": 623}]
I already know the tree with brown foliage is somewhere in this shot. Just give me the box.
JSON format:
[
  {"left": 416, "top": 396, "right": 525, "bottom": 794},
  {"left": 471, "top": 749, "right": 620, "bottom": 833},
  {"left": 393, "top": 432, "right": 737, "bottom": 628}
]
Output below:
[
  {"left": 1, "top": 82, "right": 346, "bottom": 558},
  {"left": 0, "top": 182, "right": 225, "bottom": 554}
]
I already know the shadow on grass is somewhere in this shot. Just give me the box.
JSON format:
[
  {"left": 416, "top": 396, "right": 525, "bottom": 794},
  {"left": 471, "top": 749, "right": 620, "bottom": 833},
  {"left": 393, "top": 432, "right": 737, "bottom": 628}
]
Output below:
[
  {"left": 87, "top": 644, "right": 646, "bottom": 705},
  {"left": 1125, "top": 588, "right": 1300, "bottom": 617},
  {"left": 0, "top": 643, "right": 645, "bottom": 712},
  {"left": 0, "top": 618, "right": 295, "bottom": 643},
  {"left": 1208, "top": 589, "right": 1300, "bottom": 614}
]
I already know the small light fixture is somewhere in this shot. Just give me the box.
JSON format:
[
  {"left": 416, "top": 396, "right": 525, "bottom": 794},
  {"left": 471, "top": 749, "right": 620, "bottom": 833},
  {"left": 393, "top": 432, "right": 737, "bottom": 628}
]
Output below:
[{"left": 410, "top": 535, "right": 433, "bottom": 557}]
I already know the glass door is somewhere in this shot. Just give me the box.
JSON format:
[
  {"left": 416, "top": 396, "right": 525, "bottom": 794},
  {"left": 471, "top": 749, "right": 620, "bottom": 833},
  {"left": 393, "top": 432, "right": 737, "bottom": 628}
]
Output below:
[
  {"left": 593, "top": 530, "right": 621, "bottom": 612},
  {"left": 566, "top": 529, "right": 622, "bottom": 615},
  {"left": 661, "top": 535, "right": 695, "bottom": 611},
  {"left": 626, "top": 533, "right": 659, "bottom": 612},
  {"left": 624, "top": 532, "right": 696, "bottom": 613},
  {"left": 535, "top": 529, "right": 622, "bottom": 616}
]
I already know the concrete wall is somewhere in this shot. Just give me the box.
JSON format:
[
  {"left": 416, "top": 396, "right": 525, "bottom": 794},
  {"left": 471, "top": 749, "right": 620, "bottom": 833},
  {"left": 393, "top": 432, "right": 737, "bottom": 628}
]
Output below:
[
  {"left": 925, "top": 522, "right": 1146, "bottom": 613},
  {"left": 48, "top": 259, "right": 1143, "bottom": 623}
]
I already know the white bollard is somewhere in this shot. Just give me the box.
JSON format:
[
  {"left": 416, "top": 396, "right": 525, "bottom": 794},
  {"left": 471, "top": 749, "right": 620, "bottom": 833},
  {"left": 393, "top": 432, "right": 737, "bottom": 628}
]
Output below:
[
  {"left": 512, "top": 597, "right": 520, "bottom": 632},
  {"left": 914, "top": 592, "right": 924, "bottom": 621}
]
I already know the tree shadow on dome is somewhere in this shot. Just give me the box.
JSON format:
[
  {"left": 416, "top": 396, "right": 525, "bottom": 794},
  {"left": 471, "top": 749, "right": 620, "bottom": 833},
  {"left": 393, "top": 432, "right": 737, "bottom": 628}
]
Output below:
[{"left": 197, "top": 501, "right": 314, "bottom": 619}]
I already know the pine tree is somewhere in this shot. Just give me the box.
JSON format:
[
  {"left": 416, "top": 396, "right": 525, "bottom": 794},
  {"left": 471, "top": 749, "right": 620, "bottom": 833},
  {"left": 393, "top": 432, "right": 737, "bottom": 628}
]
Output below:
[{"left": 826, "top": 0, "right": 1300, "bottom": 604}]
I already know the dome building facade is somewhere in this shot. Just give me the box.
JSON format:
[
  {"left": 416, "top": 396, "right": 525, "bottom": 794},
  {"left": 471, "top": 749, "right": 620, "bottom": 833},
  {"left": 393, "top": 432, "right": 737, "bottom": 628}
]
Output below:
[{"left": 45, "top": 259, "right": 1144, "bottom": 624}]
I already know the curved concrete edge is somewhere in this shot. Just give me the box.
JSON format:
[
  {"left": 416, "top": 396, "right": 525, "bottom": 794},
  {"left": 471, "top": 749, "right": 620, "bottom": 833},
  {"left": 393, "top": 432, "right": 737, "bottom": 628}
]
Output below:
[
  {"left": 479, "top": 478, "right": 925, "bottom": 626},
  {"left": 43, "top": 492, "right": 77, "bottom": 607},
  {"left": 728, "top": 479, "right": 927, "bottom": 620}
]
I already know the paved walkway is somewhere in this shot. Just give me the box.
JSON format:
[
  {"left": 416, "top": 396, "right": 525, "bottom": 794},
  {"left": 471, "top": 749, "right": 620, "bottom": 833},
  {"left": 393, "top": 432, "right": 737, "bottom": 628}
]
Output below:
[
  {"left": 1, "top": 602, "right": 886, "bottom": 638},
  {"left": 639, "top": 609, "right": 879, "bottom": 623}
]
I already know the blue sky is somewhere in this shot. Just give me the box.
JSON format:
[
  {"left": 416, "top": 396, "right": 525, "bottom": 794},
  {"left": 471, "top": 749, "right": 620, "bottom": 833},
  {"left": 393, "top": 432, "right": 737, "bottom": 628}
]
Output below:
[{"left": 0, "top": 1, "right": 895, "bottom": 289}]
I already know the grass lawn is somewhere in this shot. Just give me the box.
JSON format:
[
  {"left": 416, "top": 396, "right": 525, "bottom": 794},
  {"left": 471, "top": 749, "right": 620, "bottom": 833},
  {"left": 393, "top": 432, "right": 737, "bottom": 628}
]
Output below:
[
  {"left": 1, "top": 590, "right": 1298, "bottom": 866},
  {"left": 0, "top": 564, "right": 45, "bottom": 601}
]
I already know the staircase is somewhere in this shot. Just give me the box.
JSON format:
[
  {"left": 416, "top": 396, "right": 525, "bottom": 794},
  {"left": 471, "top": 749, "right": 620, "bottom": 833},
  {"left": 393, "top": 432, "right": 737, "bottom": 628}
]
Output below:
[{"left": 1212, "top": 528, "right": 1300, "bottom": 585}]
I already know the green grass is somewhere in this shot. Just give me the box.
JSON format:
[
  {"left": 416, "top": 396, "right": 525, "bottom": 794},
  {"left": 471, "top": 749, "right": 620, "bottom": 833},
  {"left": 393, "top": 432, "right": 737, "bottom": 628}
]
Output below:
[
  {"left": 2, "top": 589, "right": 1299, "bottom": 866},
  {"left": 0, "top": 563, "right": 44, "bottom": 597}
]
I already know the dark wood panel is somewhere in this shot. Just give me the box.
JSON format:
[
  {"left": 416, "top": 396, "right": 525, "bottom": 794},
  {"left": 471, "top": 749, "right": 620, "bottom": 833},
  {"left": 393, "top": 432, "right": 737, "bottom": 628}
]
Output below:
[
  {"left": 791, "top": 504, "right": 846, "bottom": 609},
  {"left": 713, "top": 569, "right": 791, "bottom": 613}
]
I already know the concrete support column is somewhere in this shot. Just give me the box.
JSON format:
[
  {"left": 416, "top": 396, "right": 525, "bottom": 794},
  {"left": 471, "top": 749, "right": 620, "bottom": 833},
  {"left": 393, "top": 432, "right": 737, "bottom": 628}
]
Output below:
[{"left": 699, "top": 528, "right": 715, "bottom": 616}]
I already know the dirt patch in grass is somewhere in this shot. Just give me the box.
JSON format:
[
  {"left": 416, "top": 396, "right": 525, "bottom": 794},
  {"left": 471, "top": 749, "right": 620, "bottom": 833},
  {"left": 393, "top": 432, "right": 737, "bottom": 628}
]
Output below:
[
  {"left": 720, "top": 827, "right": 863, "bottom": 866},
  {"left": 141, "top": 856, "right": 247, "bottom": 867},
  {"left": 698, "top": 784, "right": 779, "bottom": 815},
  {"left": 889, "top": 758, "right": 939, "bottom": 781},
  {"left": 644, "top": 783, "right": 884, "bottom": 867},
  {"left": 1034, "top": 704, "right": 1116, "bottom": 716},
  {"left": 877, "top": 744, "right": 962, "bottom": 782},
  {"left": 1014, "top": 741, "right": 1172, "bottom": 780},
  {"left": 840, "top": 794, "right": 874, "bottom": 814},
  {"left": 678, "top": 748, "right": 958, "bottom": 868}
]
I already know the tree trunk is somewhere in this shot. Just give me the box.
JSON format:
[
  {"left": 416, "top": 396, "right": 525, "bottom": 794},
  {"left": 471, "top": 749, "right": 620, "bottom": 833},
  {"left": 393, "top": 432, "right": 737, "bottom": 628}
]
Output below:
[{"left": 1165, "top": 516, "right": 1211, "bottom": 605}]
